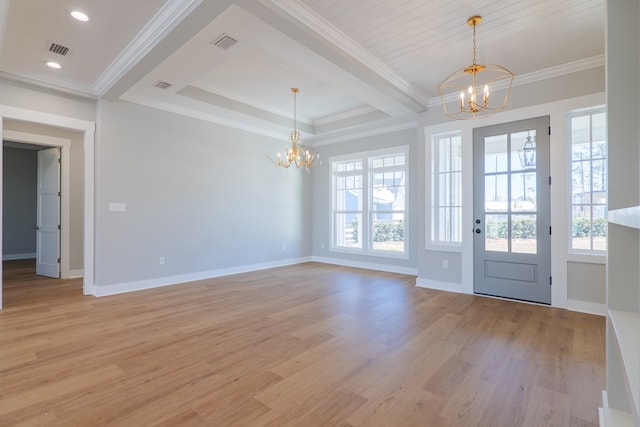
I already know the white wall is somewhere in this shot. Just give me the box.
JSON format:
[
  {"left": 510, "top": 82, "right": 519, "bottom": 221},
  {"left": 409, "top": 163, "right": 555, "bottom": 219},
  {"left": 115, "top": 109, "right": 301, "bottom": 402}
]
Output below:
[{"left": 94, "top": 99, "right": 313, "bottom": 293}]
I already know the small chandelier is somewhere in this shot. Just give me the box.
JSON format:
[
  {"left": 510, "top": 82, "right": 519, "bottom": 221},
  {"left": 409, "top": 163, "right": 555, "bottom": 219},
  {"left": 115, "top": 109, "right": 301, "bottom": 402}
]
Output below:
[
  {"left": 438, "top": 15, "right": 514, "bottom": 120},
  {"left": 268, "top": 88, "right": 319, "bottom": 170}
]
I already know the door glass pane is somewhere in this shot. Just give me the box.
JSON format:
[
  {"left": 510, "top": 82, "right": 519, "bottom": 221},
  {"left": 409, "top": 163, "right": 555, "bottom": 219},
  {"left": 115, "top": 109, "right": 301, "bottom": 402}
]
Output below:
[
  {"left": 485, "top": 174, "right": 508, "bottom": 212},
  {"left": 511, "top": 131, "right": 536, "bottom": 171},
  {"left": 485, "top": 214, "right": 508, "bottom": 252},
  {"left": 511, "top": 172, "right": 537, "bottom": 212},
  {"left": 512, "top": 214, "right": 537, "bottom": 254},
  {"left": 484, "top": 135, "right": 508, "bottom": 173}
]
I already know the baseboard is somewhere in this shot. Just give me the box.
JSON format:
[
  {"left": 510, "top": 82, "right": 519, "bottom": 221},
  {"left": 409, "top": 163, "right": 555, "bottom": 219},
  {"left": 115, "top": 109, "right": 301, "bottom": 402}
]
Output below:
[
  {"left": 566, "top": 299, "right": 606, "bottom": 316},
  {"left": 415, "top": 278, "right": 469, "bottom": 294},
  {"left": 67, "top": 269, "right": 84, "bottom": 279},
  {"left": 311, "top": 256, "right": 417, "bottom": 276},
  {"left": 93, "top": 257, "right": 312, "bottom": 297},
  {"left": 2, "top": 253, "right": 36, "bottom": 261}
]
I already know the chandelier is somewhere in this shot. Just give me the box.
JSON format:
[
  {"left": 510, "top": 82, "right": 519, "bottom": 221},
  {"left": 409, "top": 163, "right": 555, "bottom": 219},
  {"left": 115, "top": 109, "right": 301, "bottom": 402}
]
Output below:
[
  {"left": 438, "top": 15, "right": 514, "bottom": 120},
  {"left": 268, "top": 88, "right": 319, "bottom": 170}
]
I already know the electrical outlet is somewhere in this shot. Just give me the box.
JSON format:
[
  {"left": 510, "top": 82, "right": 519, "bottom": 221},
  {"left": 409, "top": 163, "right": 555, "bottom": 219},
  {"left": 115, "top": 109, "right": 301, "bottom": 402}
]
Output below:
[
  {"left": 442, "top": 259, "right": 448, "bottom": 269},
  {"left": 159, "top": 256, "right": 165, "bottom": 265}
]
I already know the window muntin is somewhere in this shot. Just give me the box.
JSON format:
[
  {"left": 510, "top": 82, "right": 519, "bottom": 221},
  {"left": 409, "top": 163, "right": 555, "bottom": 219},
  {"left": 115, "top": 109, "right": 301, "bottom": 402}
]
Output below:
[
  {"left": 569, "top": 107, "right": 607, "bottom": 252},
  {"left": 431, "top": 131, "right": 462, "bottom": 246},
  {"left": 331, "top": 148, "right": 408, "bottom": 257}
]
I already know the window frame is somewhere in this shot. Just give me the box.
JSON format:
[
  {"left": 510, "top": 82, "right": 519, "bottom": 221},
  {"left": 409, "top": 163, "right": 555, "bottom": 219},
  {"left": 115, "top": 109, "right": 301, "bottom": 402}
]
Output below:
[
  {"left": 330, "top": 146, "right": 409, "bottom": 259},
  {"left": 428, "top": 130, "right": 463, "bottom": 251},
  {"left": 567, "top": 105, "right": 607, "bottom": 256}
]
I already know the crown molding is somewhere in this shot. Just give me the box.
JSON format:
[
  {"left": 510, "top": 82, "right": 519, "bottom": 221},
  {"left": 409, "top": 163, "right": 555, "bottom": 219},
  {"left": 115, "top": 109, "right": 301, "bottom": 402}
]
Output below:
[
  {"left": 120, "top": 92, "right": 286, "bottom": 140},
  {"left": 310, "top": 121, "right": 417, "bottom": 147},
  {"left": 93, "top": 0, "right": 203, "bottom": 96},
  {"left": 0, "top": 71, "right": 98, "bottom": 101},
  {"left": 312, "top": 105, "right": 378, "bottom": 127},
  {"left": 264, "top": 0, "right": 429, "bottom": 109},
  {"left": 431, "top": 54, "right": 605, "bottom": 108}
]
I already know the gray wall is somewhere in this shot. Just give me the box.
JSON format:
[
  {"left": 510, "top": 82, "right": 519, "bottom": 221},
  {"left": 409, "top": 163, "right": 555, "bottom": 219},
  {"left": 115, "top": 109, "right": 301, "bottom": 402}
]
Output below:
[
  {"left": 417, "top": 66, "right": 606, "bottom": 303},
  {"left": 2, "top": 147, "right": 37, "bottom": 258},
  {"left": 95, "top": 99, "right": 312, "bottom": 287},
  {"left": 311, "top": 127, "right": 417, "bottom": 270}
]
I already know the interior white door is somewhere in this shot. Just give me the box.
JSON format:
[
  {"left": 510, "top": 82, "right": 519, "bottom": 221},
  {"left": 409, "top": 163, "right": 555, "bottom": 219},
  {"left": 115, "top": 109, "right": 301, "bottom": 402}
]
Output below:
[{"left": 36, "top": 147, "right": 61, "bottom": 278}]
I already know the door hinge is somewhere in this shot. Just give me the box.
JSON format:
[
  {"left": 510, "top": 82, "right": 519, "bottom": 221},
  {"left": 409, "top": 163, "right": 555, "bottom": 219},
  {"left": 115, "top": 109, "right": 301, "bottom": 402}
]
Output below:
[
  {"left": 58, "top": 224, "right": 61, "bottom": 230},
  {"left": 57, "top": 258, "right": 61, "bottom": 264},
  {"left": 58, "top": 158, "right": 61, "bottom": 164},
  {"left": 549, "top": 226, "right": 552, "bottom": 235},
  {"left": 548, "top": 126, "right": 551, "bottom": 135},
  {"left": 550, "top": 276, "right": 552, "bottom": 286},
  {"left": 58, "top": 191, "right": 61, "bottom": 197},
  {"left": 549, "top": 176, "right": 551, "bottom": 185}
]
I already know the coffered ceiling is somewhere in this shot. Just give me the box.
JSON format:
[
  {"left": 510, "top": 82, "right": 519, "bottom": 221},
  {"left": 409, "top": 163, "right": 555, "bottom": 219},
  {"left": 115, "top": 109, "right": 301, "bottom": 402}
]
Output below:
[{"left": 0, "top": 0, "right": 604, "bottom": 143}]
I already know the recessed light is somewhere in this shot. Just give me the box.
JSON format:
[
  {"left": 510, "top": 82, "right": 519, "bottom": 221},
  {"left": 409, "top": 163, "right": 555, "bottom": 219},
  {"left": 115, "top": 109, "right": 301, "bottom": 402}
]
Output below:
[
  {"left": 46, "top": 61, "right": 62, "bottom": 69},
  {"left": 70, "top": 10, "right": 89, "bottom": 22}
]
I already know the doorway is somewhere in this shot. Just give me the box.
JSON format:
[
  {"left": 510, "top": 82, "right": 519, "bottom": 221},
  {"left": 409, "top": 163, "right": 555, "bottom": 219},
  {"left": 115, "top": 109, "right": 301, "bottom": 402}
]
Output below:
[{"left": 473, "top": 116, "right": 551, "bottom": 304}]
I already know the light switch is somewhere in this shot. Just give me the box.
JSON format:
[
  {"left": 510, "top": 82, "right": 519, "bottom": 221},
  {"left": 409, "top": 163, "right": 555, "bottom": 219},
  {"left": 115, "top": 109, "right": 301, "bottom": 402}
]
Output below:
[{"left": 109, "top": 202, "right": 127, "bottom": 212}]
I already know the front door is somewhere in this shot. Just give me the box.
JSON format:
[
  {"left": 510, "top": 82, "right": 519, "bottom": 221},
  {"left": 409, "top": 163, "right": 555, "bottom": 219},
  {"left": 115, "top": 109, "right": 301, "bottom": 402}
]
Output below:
[
  {"left": 473, "top": 116, "right": 551, "bottom": 304},
  {"left": 36, "top": 147, "right": 61, "bottom": 278}
]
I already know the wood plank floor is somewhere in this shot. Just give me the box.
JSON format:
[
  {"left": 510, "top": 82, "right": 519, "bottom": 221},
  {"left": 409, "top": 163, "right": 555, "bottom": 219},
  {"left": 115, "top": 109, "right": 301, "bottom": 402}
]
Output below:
[{"left": 0, "top": 259, "right": 604, "bottom": 426}]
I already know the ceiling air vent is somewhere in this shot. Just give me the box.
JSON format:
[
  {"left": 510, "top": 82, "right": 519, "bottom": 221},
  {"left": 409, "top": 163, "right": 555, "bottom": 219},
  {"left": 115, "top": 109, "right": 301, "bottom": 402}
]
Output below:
[
  {"left": 49, "top": 42, "right": 70, "bottom": 56},
  {"left": 154, "top": 81, "right": 173, "bottom": 90},
  {"left": 212, "top": 33, "right": 238, "bottom": 50}
]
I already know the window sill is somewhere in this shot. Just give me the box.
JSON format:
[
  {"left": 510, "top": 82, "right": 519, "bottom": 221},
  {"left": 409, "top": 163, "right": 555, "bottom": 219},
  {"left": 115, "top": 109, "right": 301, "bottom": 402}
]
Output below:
[
  {"left": 330, "top": 247, "right": 409, "bottom": 260},
  {"left": 567, "top": 252, "right": 606, "bottom": 265}
]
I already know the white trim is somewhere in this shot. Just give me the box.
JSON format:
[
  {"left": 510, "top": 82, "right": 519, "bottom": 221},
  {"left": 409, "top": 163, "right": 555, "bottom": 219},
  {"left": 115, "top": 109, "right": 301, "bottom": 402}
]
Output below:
[
  {"left": 310, "top": 121, "right": 417, "bottom": 147},
  {"left": 0, "top": 0, "right": 10, "bottom": 58},
  {"left": 313, "top": 106, "right": 378, "bottom": 127},
  {"left": 94, "top": 257, "right": 312, "bottom": 297},
  {"left": 68, "top": 269, "right": 84, "bottom": 279},
  {"left": 266, "top": 0, "right": 429, "bottom": 109},
  {"left": 94, "top": 0, "right": 203, "bottom": 95},
  {"left": 567, "top": 299, "right": 606, "bottom": 316},
  {"left": 3, "top": 130, "right": 72, "bottom": 279},
  {"left": 415, "top": 278, "right": 469, "bottom": 294},
  {"left": 2, "top": 253, "right": 36, "bottom": 261},
  {"left": 0, "top": 104, "right": 96, "bottom": 299},
  {"left": 312, "top": 256, "right": 416, "bottom": 276},
  {"left": 567, "top": 254, "right": 606, "bottom": 265},
  {"left": 119, "top": 93, "right": 285, "bottom": 140}
]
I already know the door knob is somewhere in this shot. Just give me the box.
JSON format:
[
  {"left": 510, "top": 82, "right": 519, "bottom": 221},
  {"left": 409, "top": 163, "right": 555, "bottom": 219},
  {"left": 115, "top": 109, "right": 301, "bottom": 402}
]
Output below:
[{"left": 475, "top": 228, "right": 481, "bottom": 234}]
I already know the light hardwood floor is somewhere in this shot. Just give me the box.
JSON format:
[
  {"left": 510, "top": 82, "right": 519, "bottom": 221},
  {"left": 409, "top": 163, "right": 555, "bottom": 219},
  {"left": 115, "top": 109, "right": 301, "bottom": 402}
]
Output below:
[{"left": 0, "top": 260, "right": 604, "bottom": 426}]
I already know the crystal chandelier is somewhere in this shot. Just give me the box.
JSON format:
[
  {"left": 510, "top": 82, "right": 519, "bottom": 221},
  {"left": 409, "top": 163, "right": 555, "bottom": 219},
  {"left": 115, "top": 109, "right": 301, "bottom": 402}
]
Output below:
[
  {"left": 268, "top": 88, "right": 319, "bottom": 170},
  {"left": 438, "top": 16, "right": 514, "bottom": 120}
]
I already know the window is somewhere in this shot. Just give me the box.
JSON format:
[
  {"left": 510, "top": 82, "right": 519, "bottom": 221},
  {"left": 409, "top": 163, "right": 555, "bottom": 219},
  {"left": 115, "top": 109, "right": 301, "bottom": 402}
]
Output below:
[
  {"left": 332, "top": 148, "right": 408, "bottom": 257},
  {"left": 430, "top": 131, "right": 462, "bottom": 247},
  {"left": 569, "top": 106, "right": 607, "bottom": 252}
]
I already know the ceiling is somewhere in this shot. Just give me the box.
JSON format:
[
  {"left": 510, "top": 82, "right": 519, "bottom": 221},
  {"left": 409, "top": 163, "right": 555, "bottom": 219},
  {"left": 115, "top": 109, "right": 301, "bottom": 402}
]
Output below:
[{"left": 0, "top": 0, "right": 605, "bottom": 144}]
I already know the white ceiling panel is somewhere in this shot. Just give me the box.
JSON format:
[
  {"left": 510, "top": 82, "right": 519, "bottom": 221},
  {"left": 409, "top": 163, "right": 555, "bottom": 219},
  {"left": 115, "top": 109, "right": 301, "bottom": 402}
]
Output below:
[{"left": 0, "top": 0, "right": 605, "bottom": 140}]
